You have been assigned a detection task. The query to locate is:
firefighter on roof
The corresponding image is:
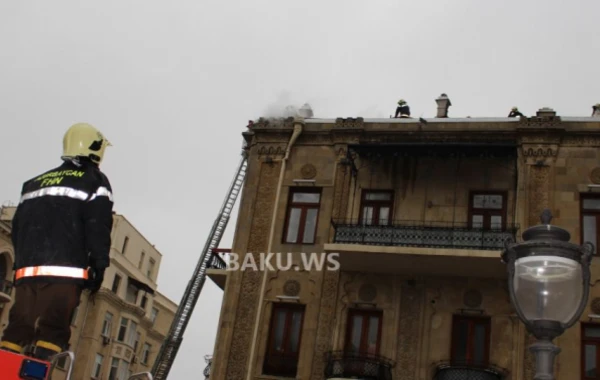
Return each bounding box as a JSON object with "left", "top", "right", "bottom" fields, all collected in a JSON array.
[
  {"left": 0, "top": 123, "right": 114, "bottom": 361},
  {"left": 508, "top": 107, "right": 525, "bottom": 118},
  {"left": 394, "top": 99, "right": 411, "bottom": 118}
]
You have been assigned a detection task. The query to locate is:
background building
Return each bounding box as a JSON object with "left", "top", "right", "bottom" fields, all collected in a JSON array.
[
  {"left": 0, "top": 206, "right": 177, "bottom": 380},
  {"left": 206, "top": 99, "right": 600, "bottom": 379}
]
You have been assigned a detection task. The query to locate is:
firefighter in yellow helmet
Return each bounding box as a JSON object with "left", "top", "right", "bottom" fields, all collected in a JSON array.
[
  {"left": 394, "top": 99, "right": 411, "bottom": 118},
  {"left": 508, "top": 107, "right": 524, "bottom": 118},
  {"left": 0, "top": 123, "right": 114, "bottom": 360}
]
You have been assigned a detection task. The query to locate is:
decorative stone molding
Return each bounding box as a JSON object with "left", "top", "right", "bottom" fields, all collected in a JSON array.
[
  {"left": 252, "top": 117, "right": 294, "bottom": 129},
  {"left": 463, "top": 289, "right": 483, "bottom": 308},
  {"left": 310, "top": 270, "right": 340, "bottom": 379},
  {"left": 334, "top": 117, "right": 364, "bottom": 129},
  {"left": 520, "top": 143, "right": 560, "bottom": 165},
  {"left": 283, "top": 280, "right": 301, "bottom": 297},
  {"left": 300, "top": 164, "right": 317, "bottom": 179},
  {"left": 591, "top": 297, "right": 600, "bottom": 314},
  {"left": 562, "top": 136, "right": 600, "bottom": 147},
  {"left": 225, "top": 161, "right": 281, "bottom": 379},
  {"left": 256, "top": 145, "right": 286, "bottom": 157},
  {"left": 92, "top": 290, "right": 147, "bottom": 319},
  {"left": 590, "top": 168, "right": 600, "bottom": 184},
  {"left": 359, "top": 283, "right": 378, "bottom": 302},
  {"left": 395, "top": 282, "right": 423, "bottom": 380}
]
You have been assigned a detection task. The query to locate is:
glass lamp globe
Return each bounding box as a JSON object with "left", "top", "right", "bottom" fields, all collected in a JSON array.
[{"left": 513, "top": 255, "right": 582, "bottom": 324}]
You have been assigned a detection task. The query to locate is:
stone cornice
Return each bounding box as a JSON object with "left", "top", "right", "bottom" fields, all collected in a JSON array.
[{"left": 95, "top": 289, "right": 146, "bottom": 318}]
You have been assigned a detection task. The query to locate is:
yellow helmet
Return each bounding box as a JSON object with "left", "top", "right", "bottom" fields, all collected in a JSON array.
[{"left": 62, "top": 123, "right": 111, "bottom": 165}]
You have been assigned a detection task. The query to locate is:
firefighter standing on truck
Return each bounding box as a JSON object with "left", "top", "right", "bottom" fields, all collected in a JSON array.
[{"left": 0, "top": 122, "right": 114, "bottom": 361}]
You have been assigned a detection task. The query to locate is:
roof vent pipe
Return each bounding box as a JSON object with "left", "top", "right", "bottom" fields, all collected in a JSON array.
[{"left": 435, "top": 93, "right": 451, "bottom": 118}]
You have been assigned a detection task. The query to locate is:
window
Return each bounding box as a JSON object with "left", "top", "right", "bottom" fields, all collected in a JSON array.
[
  {"left": 102, "top": 312, "right": 113, "bottom": 337},
  {"left": 263, "top": 303, "right": 305, "bottom": 377},
  {"left": 141, "top": 343, "right": 151, "bottom": 364},
  {"left": 359, "top": 190, "right": 394, "bottom": 226},
  {"left": 112, "top": 274, "right": 121, "bottom": 293},
  {"left": 109, "top": 357, "right": 119, "bottom": 380},
  {"left": 344, "top": 308, "right": 383, "bottom": 355},
  {"left": 140, "top": 294, "right": 148, "bottom": 309},
  {"left": 582, "top": 323, "right": 600, "bottom": 379},
  {"left": 91, "top": 354, "right": 103, "bottom": 378},
  {"left": 283, "top": 188, "right": 321, "bottom": 244},
  {"left": 468, "top": 191, "right": 507, "bottom": 230},
  {"left": 126, "top": 281, "right": 139, "bottom": 304},
  {"left": 133, "top": 331, "right": 141, "bottom": 352},
  {"left": 150, "top": 307, "right": 159, "bottom": 324},
  {"left": 127, "top": 321, "right": 138, "bottom": 347},
  {"left": 118, "top": 317, "right": 128, "bottom": 341},
  {"left": 451, "top": 315, "right": 491, "bottom": 367},
  {"left": 581, "top": 194, "right": 600, "bottom": 254},
  {"left": 122, "top": 236, "right": 129, "bottom": 254},
  {"left": 147, "top": 258, "right": 155, "bottom": 279},
  {"left": 139, "top": 251, "right": 145, "bottom": 269},
  {"left": 117, "top": 317, "right": 138, "bottom": 348}
]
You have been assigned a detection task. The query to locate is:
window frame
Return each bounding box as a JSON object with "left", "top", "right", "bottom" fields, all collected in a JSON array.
[
  {"left": 581, "top": 322, "right": 600, "bottom": 379},
  {"left": 467, "top": 190, "right": 508, "bottom": 230},
  {"left": 344, "top": 308, "right": 383, "bottom": 355},
  {"left": 450, "top": 314, "right": 491, "bottom": 367},
  {"left": 262, "top": 302, "right": 306, "bottom": 377},
  {"left": 358, "top": 190, "right": 394, "bottom": 226},
  {"left": 282, "top": 187, "right": 322, "bottom": 245},
  {"left": 580, "top": 193, "right": 600, "bottom": 255},
  {"left": 112, "top": 274, "right": 121, "bottom": 293}
]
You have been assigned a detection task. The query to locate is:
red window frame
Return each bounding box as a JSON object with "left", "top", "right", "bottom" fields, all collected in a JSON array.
[
  {"left": 450, "top": 315, "right": 491, "bottom": 367},
  {"left": 282, "top": 187, "right": 322, "bottom": 244},
  {"left": 359, "top": 190, "right": 394, "bottom": 226},
  {"left": 467, "top": 191, "right": 507, "bottom": 230},
  {"left": 263, "top": 303, "right": 306, "bottom": 377}
]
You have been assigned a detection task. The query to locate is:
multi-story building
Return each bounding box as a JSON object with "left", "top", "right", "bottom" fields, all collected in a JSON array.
[
  {"left": 0, "top": 206, "right": 177, "bottom": 380},
  {"left": 206, "top": 97, "right": 600, "bottom": 380}
]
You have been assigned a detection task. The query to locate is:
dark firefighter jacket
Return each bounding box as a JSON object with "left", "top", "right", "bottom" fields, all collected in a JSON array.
[{"left": 11, "top": 158, "right": 114, "bottom": 285}]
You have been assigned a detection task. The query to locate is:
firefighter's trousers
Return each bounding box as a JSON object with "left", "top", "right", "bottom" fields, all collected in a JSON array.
[{"left": 0, "top": 282, "right": 82, "bottom": 354}]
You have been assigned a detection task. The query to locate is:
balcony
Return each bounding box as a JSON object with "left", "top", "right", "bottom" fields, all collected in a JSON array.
[
  {"left": 207, "top": 249, "right": 230, "bottom": 291},
  {"left": 433, "top": 360, "right": 508, "bottom": 380},
  {"left": 0, "top": 279, "right": 13, "bottom": 303},
  {"left": 332, "top": 219, "right": 517, "bottom": 250},
  {"left": 325, "top": 220, "right": 518, "bottom": 278},
  {"left": 324, "top": 351, "right": 395, "bottom": 380}
]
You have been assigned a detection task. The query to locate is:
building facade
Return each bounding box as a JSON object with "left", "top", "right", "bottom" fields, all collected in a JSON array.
[
  {"left": 206, "top": 101, "right": 600, "bottom": 380},
  {"left": 0, "top": 207, "right": 177, "bottom": 380}
]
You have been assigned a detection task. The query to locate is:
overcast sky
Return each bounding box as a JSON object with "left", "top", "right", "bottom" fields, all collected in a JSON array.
[{"left": 1, "top": 0, "right": 599, "bottom": 377}]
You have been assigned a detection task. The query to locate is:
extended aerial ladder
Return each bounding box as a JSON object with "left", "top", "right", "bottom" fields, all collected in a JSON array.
[{"left": 151, "top": 147, "right": 248, "bottom": 379}]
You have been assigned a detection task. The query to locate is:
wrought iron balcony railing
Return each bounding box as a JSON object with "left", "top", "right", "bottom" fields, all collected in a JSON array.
[
  {"left": 433, "top": 360, "right": 508, "bottom": 380},
  {"left": 331, "top": 219, "right": 519, "bottom": 251},
  {"left": 324, "top": 350, "right": 395, "bottom": 380},
  {"left": 1, "top": 279, "right": 13, "bottom": 295}
]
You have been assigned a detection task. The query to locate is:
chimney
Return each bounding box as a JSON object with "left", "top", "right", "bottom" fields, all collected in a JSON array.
[
  {"left": 435, "top": 93, "right": 451, "bottom": 118},
  {"left": 593, "top": 103, "right": 600, "bottom": 117},
  {"left": 536, "top": 107, "right": 556, "bottom": 118}
]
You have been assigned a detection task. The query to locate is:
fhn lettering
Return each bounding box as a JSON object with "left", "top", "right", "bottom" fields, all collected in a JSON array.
[{"left": 35, "top": 170, "right": 85, "bottom": 187}]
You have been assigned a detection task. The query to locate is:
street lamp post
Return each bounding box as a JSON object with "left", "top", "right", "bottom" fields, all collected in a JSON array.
[{"left": 502, "top": 209, "right": 594, "bottom": 380}]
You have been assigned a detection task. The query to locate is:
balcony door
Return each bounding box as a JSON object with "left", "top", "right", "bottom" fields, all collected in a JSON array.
[
  {"left": 451, "top": 315, "right": 491, "bottom": 367},
  {"left": 360, "top": 190, "right": 394, "bottom": 226},
  {"left": 468, "top": 191, "right": 507, "bottom": 230},
  {"left": 345, "top": 309, "right": 382, "bottom": 355},
  {"left": 582, "top": 323, "right": 600, "bottom": 379}
]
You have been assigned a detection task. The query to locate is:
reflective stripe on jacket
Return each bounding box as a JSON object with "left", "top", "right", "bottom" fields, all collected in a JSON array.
[{"left": 11, "top": 159, "right": 114, "bottom": 285}]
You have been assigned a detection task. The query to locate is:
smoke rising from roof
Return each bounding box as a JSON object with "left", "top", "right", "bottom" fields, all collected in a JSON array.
[{"left": 261, "top": 91, "right": 313, "bottom": 119}]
